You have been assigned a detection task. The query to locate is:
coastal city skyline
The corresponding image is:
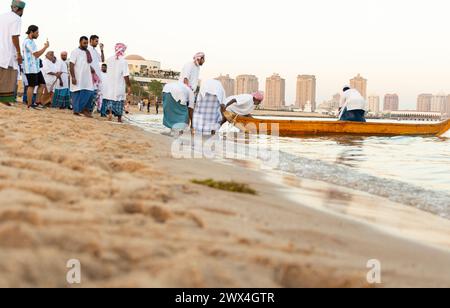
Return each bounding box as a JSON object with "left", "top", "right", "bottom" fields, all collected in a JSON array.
[
  {"left": 19, "top": 0, "right": 450, "bottom": 111},
  {"left": 213, "top": 72, "right": 450, "bottom": 114},
  {"left": 127, "top": 52, "right": 450, "bottom": 115},
  {"left": 123, "top": 52, "right": 450, "bottom": 115}
]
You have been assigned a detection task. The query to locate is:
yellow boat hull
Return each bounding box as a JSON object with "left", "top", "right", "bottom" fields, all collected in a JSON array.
[{"left": 224, "top": 112, "right": 450, "bottom": 137}]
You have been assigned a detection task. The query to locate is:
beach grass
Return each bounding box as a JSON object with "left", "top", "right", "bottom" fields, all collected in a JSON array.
[{"left": 191, "top": 179, "right": 257, "bottom": 195}]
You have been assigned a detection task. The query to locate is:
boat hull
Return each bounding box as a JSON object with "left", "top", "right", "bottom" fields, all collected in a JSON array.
[{"left": 223, "top": 112, "right": 450, "bottom": 137}]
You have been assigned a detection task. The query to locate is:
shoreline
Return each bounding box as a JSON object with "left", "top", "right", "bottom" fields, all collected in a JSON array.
[
  {"left": 0, "top": 104, "right": 450, "bottom": 287},
  {"left": 129, "top": 112, "right": 450, "bottom": 219}
]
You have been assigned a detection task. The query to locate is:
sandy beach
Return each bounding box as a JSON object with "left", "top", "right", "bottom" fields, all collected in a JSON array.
[{"left": 0, "top": 104, "right": 450, "bottom": 288}]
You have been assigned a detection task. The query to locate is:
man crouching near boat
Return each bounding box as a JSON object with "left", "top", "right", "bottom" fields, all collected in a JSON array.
[
  {"left": 224, "top": 91, "right": 264, "bottom": 117},
  {"left": 221, "top": 91, "right": 264, "bottom": 126},
  {"left": 339, "top": 86, "right": 368, "bottom": 122}
]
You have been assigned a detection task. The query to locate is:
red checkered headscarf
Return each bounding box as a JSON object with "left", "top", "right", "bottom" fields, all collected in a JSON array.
[{"left": 115, "top": 43, "right": 127, "bottom": 59}]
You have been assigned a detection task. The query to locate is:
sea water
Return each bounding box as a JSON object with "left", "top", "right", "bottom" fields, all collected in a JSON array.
[{"left": 127, "top": 114, "right": 450, "bottom": 218}]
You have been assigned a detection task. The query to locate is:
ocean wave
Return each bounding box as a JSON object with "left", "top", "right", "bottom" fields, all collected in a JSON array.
[{"left": 277, "top": 151, "right": 450, "bottom": 219}]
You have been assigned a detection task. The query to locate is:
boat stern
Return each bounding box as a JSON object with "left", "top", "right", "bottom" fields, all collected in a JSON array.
[{"left": 437, "top": 119, "right": 450, "bottom": 136}]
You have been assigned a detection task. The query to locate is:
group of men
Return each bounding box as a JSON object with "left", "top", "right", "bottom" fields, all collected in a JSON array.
[
  {"left": 0, "top": 1, "right": 131, "bottom": 122},
  {"left": 161, "top": 55, "right": 368, "bottom": 136},
  {"left": 162, "top": 53, "right": 265, "bottom": 135},
  {"left": 1, "top": 0, "right": 368, "bottom": 133}
]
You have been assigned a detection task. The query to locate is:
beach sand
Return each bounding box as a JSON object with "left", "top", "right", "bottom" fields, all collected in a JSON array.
[{"left": 0, "top": 104, "right": 450, "bottom": 288}]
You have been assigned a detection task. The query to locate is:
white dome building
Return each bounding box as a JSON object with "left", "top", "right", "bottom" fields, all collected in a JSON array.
[
  {"left": 123, "top": 54, "right": 180, "bottom": 88},
  {"left": 125, "top": 55, "right": 161, "bottom": 76}
]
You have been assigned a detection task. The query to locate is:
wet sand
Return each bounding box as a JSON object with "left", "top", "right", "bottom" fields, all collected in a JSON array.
[{"left": 0, "top": 104, "right": 450, "bottom": 288}]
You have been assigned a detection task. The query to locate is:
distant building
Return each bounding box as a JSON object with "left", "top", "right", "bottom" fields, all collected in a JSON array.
[
  {"left": 350, "top": 74, "right": 367, "bottom": 99},
  {"left": 332, "top": 93, "right": 341, "bottom": 107},
  {"left": 303, "top": 101, "right": 313, "bottom": 113},
  {"left": 295, "top": 75, "right": 316, "bottom": 112},
  {"left": 264, "top": 73, "right": 286, "bottom": 109},
  {"left": 126, "top": 55, "right": 161, "bottom": 75},
  {"left": 125, "top": 54, "right": 180, "bottom": 85},
  {"left": 318, "top": 93, "right": 340, "bottom": 114},
  {"left": 431, "top": 94, "right": 447, "bottom": 113},
  {"left": 368, "top": 95, "right": 380, "bottom": 113},
  {"left": 445, "top": 95, "right": 450, "bottom": 116},
  {"left": 215, "top": 74, "right": 235, "bottom": 97},
  {"left": 384, "top": 94, "right": 399, "bottom": 111},
  {"left": 417, "top": 94, "right": 433, "bottom": 112},
  {"left": 317, "top": 101, "right": 331, "bottom": 110},
  {"left": 235, "top": 75, "right": 259, "bottom": 95}
]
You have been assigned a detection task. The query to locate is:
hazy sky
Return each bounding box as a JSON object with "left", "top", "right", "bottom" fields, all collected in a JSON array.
[{"left": 12, "top": 0, "right": 450, "bottom": 109}]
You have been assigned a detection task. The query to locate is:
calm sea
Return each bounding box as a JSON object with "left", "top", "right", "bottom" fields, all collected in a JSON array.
[{"left": 127, "top": 114, "right": 450, "bottom": 218}]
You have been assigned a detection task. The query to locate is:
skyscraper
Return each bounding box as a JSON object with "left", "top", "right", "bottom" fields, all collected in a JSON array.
[
  {"left": 445, "top": 96, "right": 450, "bottom": 116},
  {"left": 417, "top": 94, "right": 433, "bottom": 112},
  {"left": 384, "top": 94, "right": 399, "bottom": 111},
  {"left": 264, "top": 73, "right": 285, "bottom": 109},
  {"left": 332, "top": 93, "right": 341, "bottom": 110},
  {"left": 431, "top": 94, "right": 447, "bottom": 113},
  {"left": 235, "top": 75, "right": 259, "bottom": 95},
  {"left": 295, "top": 75, "right": 316, "bottom": 112},
  {"left": 368, "top": 95, "right": 380, "bottom": 113},
  {"left": 350, "top": 74, "right": 367, "bottom": 99},
  {"left": 215, "top": 74, "right": 235, "bottom": 97}
]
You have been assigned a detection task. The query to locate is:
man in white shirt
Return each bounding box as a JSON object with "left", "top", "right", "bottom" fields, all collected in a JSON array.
[
  {"left": 99, "top": 63, "right": 108, "bottom": 116},
  {"left": 225, "top": 92, "right": 264, "bottom": 117},
  {"left": 162, "top": 82, "right": 195, "bottom": 130},
  {"left": 103, "top": 43, "right": 131, "bottom": 123},
  {"left": 70, "top": 36, "right": 95, "bottom": 117},
  {"left": 52, "top": 54, "right": 71, "bottom": 109},
  {"left": 339, "top": 86, "right": 368, "bottom": 122},
  {"left": 193, "top": 79, "right": 226, "bottom": 135},
  {"left": 60, "top": 51, "right": 70, "bottom": 79},
  {"left": 41, "top": 51, "right": 60, "bottom": 104},
  {"left": 0, "top": 0, "right": 25, "bottom": 105},
  {"left": 100, "top": 63, "right": 107, "bottom": 81},
  {"left": 88, "top": 35, "right": 105, "bottom": 112},
  {"left": 88, "top": 35, "right": 105, "bottom": 73},
  {"left": 179, "top": 52, "right": 205, "bottom": 92}
]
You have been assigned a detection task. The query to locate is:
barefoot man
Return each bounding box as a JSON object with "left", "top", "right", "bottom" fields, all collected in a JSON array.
[
  {"left": 0, "top": 0, "right": 25, "bottom": 106},
  {"left": 103, "top": 43, "right": 131, "bottom": 123},
  {"left": 70, "top": 36, "right": 95, "bottom": 117},
  {"left": 180, "top": 52, "right": 205, "bottom": 92},
  {"left": 52, "top": 52, "right": 71, "bottom": 109},
  {"left": 88, "top": 35, "right": 105, "bottom": 112}
]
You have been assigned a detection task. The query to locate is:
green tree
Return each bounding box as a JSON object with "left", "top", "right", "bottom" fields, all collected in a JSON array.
[
  {"left": 130, "top": 78, "right": 148, "bottom": 98},
  {"left": 148, "top": 80, "right": 164, "bottom": 100}
]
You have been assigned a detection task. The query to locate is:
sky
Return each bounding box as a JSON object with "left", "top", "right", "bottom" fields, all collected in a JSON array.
[{"left": 11, "top": 0, "right": 450, "bottom": 109}]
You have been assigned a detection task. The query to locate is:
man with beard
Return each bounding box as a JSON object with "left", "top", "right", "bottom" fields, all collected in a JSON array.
[
  {"left": 42, "top": 51, "right": 60, "bottom": 105},
  {"left": 51, "top": 52, "right": 71, "bottom": 109},
  {"left": 70, "top": 36, "right": 95, "bottom": 117},
  {"left": 22, "top": 25, "right": 50, "bottom": 108},
  {"left": 180, "top": 52, "right": 205, "bottom": 92},
  {"left": 87, "top": 35, "right": 105, "bottom": 112}
]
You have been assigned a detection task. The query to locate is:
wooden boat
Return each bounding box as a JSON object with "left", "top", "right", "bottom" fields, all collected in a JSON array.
[{"left": 223, "top": 111, "right": 450, "bottom": 137}]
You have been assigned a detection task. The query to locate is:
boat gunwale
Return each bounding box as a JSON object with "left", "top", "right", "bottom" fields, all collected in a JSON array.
[
  {"left": 243, "top": 117, "right": 449, "bottom": 128},
  {"left": 224, "top": 111, "right": 450, "bottom": 136}
]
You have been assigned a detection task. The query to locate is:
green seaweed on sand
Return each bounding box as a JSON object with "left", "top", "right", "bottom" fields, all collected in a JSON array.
[{"left": 191, "top": 179, "right": 257, "bottom": 195}]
